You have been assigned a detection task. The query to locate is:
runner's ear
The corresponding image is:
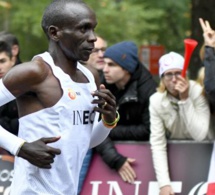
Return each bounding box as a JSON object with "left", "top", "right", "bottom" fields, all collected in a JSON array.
[{"left": 48, "top": 25, "right": 61, "bottom": 41}]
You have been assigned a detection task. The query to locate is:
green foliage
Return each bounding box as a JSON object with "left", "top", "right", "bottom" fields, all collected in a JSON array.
[
  {"left": 88, "top": 0, "right": 191, "bottom": 53},
  {"left": 1, "top": 0, "right": 51, "bottom": 61},
  {"left": 146, "top": 0, "right": 191, "bottom": 52},
  {"left": 88, "top": 0, "right": 165, "bottom": 46},
  {"left": 0, "top": 0, "right": 190, "bottom": 60}
]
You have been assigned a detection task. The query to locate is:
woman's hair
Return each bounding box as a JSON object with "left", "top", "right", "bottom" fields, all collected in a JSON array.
[
  {"left": 199, "top": 44, "right": 205, "bottom": 61},
  {"left": 196, "top": 66, "right": 206, "bottom": 96},
  {"left": 156, "top": 78, "right": 166, "bottom": 93},
  {"left": 196, "top": 66, "right": 205, "bottom": 87}
]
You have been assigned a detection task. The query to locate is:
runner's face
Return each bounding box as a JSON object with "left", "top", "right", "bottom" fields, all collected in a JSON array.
[{"left": 58, "top": 3, "right": 97, "bottom": 61}]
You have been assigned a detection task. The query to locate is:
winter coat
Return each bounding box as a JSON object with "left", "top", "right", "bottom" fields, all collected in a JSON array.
[
  {"left": 95, "top": 62, "right": 157, "bottom": 170},
  {"left": 204, "top": 46, "right": 215, "bottom": 113}
]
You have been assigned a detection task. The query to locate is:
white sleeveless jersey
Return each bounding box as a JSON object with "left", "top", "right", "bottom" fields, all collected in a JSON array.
[{"left": 10, "top": 52, "right": 98, "bottom": 195}]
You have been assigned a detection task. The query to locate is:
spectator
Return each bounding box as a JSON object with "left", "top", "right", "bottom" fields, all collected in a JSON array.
[
  {"left": 150, "top": 51, "right": 211, "bottom": 195},
  {"left": 196, "top": 66, "right": 215, "bottom": 138},
  {"left": 0, "top": 31, "right": 21, "bottom": 65},
  {"left": 199, "top": 18, "right": 215, "bottom": 183},
  {"left": 0, "top": 41, "right": 14, "bottom": 79},
  {"left": 0, "top": 0, "right": 117, "bottom": 194},
  {"left": 83, "top": 35, "right": 107, "bottom": 80},
  {"left": 0, "top": 33, "right": 21, "bottom": 137},
  {"left": 85, "top": 35, "right": 107, "bottom": 70},
  {"left": 199, "top": 18, "right": 215, "bottom": 113},
  {"left": 0, "top": 40, "right": 16, "bottom": 154},
  {"left": 95, "top": 41, "right": 157, "bottom": 183}
]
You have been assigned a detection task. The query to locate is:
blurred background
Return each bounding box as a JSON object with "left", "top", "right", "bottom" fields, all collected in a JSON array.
[{"left": 0, "top": 0, "right": 215, "bottom": 79}]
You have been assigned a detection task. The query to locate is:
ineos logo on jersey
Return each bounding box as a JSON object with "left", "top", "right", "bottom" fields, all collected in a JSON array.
[{"left": 72, "top": 110, "right": 95, "bottom": 125}]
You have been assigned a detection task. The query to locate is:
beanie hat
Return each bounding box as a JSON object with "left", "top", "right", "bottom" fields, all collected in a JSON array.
[
  {"left": 159, "top": 51, "right": 184, "bottom": 77},
  {"left": 104, "top": 41, "right": 138, "bottom": 74}
]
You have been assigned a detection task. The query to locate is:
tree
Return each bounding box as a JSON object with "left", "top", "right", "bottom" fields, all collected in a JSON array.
[
  {"left": 4, "top": 0, "right": 51, "bottom": 61},
  {"left": 1, "top": 0, "right": 190, "bottom": 66},
  {"left": 88, "top": 0, "right": 190, "bottom": 53},
  {"left": 0, "top": 1, "right": 11, "bottom": 31}
]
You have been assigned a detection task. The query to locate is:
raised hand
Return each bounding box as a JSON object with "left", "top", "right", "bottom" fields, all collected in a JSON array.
[
  {"left": 18, "top": 136, "right": 61, "bottom": 168},
  {"left": 91, "top": 84, "right": 117, "bottom": 123},
  {"left": 175, "top": 75, "right": 189, "bottom": 101},
  {"left": 199, "top": 18, "right": 215, "bottom": 47}
]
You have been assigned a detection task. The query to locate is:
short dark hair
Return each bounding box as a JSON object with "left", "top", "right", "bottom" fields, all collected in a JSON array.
[
  {"left": 41, "top": 0, "right": 85, "bottom": 37},
  {"left": 0, "top": 31, "right": 19, "bottom": 47},
  {"left": 0, "top": 32, "right": 21, "bottom": 64},
  {"left": 0, "top": 41, "right": 12, "bottom": 59}
]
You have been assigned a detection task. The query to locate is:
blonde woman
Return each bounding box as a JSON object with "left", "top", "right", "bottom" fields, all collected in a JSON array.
[
  {"left": 150, "top": 51, "right": 211, "bottom": 195},
  {"left": 196, "top": 66, "right": 205, "bottom": 87}
]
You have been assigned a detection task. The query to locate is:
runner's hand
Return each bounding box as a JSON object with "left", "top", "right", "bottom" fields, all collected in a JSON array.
[{"left": 18, "top": 136, "right": 61, "bottom": 168}]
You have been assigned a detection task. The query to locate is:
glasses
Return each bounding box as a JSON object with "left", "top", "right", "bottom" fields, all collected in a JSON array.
[
  {"left": 92, "top": 47, "right": 106, "bottom": 53},
  {"left": 162, "top": 71, "right": 182, "bottom": 80}
]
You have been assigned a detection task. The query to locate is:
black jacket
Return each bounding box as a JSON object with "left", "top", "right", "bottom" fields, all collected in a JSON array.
[
  {"left": 0, "top": 62, "right": 21, "bottom": 136},
  {"left": 95, "top": 62, "right": 157, "bottom": 170},
  {"left": 0, "top": 100, "right": 19, "bottom": 135},
  {"left": 203, "top": 46, "right": 215, "bottom": 114}
]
